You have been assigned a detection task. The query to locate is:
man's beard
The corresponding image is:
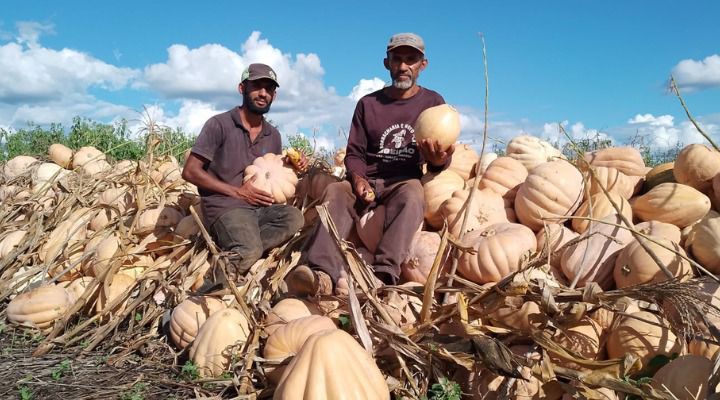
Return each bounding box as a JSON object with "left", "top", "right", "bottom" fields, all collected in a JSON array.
[
  {"left": 243, "top": 91, "right": 272, "bottom": 115},
  {"left": 392, "top": 73, "right": 415, "bottom": 90}
]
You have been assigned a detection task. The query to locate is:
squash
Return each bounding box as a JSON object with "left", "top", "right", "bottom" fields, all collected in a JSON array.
[
  {"left": 606, "top": 311, "right": 683, "bottom": 369},
  {"left": 561, "top": 214, "right": 633, "bottom": 289},
  {"left": 673, "top": 144, "right": 720, "bottom": 192},
  {"left": 583, "top": 147, "right": 646, "bottom": 176},
  {"left": 614, "top": 237, "right": 693, "bottom": 288},
  {"left": 685, "top": 210, "right": 720, "bottom": 273},
  {"left": 244, "top": 153, "right": 298, "bottom": 204},
  {"left": 631, "top": 183, "right": 711, "bottom": 228},
  {"left": 571, "top": 191, "right": 633, "bottom": 234},
  {"left": 439, "top": 188, "right": 508, "bottom": 238},
  {"left": 421, "top": 169, "right": 465, "bottom": 229},
  {"left": 3, "top": 155, "right": 39, "bottom": 179},
  {"left": 39, "top": 207, "right": 94, "bottom": 263},
  {"left": 264, "top": 298, "right": 323, "bottom": 335},
  {"left": 550, "top": 317, "right": 603, "bottom": 370},
  {"left": 190, "top": 308, "right": 251, "bottom": 378},
  {"left": 333, "top": 147, "right": 346, "bottom": 167},
  {"left": 82, "top": 233, "right": 119, "bottom": 277},
  {"left": 95, "top": 273, "right": 136, "bottom": 317},
  {"left": 486, "top": 301, "right": 543, "bottom": 334},
  {"left": 458, "top": 223, "right": 536, "bottom": 284},
  {"left": 73, "top": 146, "right": 111, "bottom": 176},
  {"left": 643, "top": 162, "right": 675, "bottom": 192},
  {"left": 356, "top": 206, "right": 385, "bottom": 253},
  {"left": 134, "top": 206, "right": 183, "bottom": 235},
  {"left": 401, "top": 231, "right": 448, "bottom": 284},
  {"left": 174, "top": 215, "right": 200, "bottom": 239},
  {"left": 585, "top": 166, "right": 635, "bottom": 199},
  {"left": 447, "top": 144, "right": 480, "bottom": 180},
  {"left": 98, "top": 186, "right": 136, "bottom": 213},
  {"left": 273, "top": 329, "right": 390, "bottom": 400},
  {"left": 688, "top": 338, "right": 720, "bottom": 361},
  {"left": 651, "top": 355, "right": 712, "bottom": 400},
  {"left": 634, "top": 221, "right": 681, "bottom": 243},
  {"left": 514, "top": 159, "right": 585, "bottom": 231},
  {"left": 48, "top": 143, "right": 73, "bottom": 168},
  {"left": 478, "top": 156, "right": 528, "bottom": 202},
  {"left": 505, "top": 135, "right": 564, "bottom": 171},
  {"left": 6, "top": 285, "right": 73, "bottom": 332},
  {"left": 169, "top": 296, "right": 226, "bottom": 350},
  {"left": 414, "top": 104, "right": 461, "bottom": 151},
  {"left": 473, "top": 345, "right": 543, "bottom": 399},
  {"left": 0, "top": 230, "right": 27, "bottom": 259},
  {"left": 536, "top": 224, "right": 578, "bottom": 268},
  {"left": 32, "top": 162, "right": 70, "bottom": 193}
]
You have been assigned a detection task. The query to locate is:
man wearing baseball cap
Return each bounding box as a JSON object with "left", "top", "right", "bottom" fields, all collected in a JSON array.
[
  {"left": 288, "top": 33, "right": 454, "bottom": 296},
  {"left": 183, "top": 63, "right": 305, "bottom": 291}
]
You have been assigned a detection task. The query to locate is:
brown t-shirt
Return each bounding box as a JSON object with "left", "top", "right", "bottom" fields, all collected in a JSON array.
[
  {"left": 191, "top": 107, "right": 282, "bottom": 226},
  {"left": 344, "top": 87, "right": 446, "bottom": 182}
]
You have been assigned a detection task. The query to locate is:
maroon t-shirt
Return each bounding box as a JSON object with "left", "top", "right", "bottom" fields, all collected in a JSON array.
[
  {"left": 191, "top": 107, "right": 282, "bottom": 226},
  {"left": 344, "top": 87, "right": 446, "bottom": 182}
]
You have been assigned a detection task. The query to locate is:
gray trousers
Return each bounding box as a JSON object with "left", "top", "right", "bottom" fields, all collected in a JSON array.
[
  {"left": 305, "top": 178, "right": 424, "bottom": 285},
  {"left": 210, "top": 204, "right": 303, "bottom": 281}
]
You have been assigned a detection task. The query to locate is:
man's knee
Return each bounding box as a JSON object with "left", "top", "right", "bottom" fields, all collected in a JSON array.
[
  {"left": 395, "top": 180, "right": 425, "bottom": 208},
  {"left": 323, "top": 181, "right": 354, "bottom": 203}
]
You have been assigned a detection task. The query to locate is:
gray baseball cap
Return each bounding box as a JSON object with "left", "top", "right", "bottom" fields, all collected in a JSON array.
[
  {"left": 241, "top": 63, "right": 279, "bottom": 87},
  {"left": 386, "top": 32, "right": 425, "bottom": 54}
]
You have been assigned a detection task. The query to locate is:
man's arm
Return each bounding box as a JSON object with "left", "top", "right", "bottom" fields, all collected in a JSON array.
[{"left": 344, "top": 101, "right": 375, "bottom": 203}]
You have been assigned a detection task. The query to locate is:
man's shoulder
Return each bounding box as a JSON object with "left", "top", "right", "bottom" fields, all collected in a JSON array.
[{"left": 418, "top": 87, "right": 445, "bottom": 103}]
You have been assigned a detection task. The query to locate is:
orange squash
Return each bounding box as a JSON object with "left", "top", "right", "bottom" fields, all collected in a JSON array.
[
  {"left": 169, "top": 296, "right": 226, "bottom": 350},
  {"left": 458, "top": 223, "right": 536, "bottom": 283},
  {"left": 673, "top": 144, "right": 720, "bottom": 192},
  {"left": 439, "top": 188, "right": 508, "bottom": 238},
  {"left": 190, "top": 308, "right": 251, "bottom": 377},
  {"left": 583, "top": 147, "right": 646, "bottom": 176},
  {"left": 400, "top": 231, "right": 448, "bottom": 284},
  {"left": 634, "top": 220, "right": 681, "bottom": 243},
  {"left": 6, "top": 285, "right": 73, "bottom": 332},
  {"left": 613, "top": 237, "right": 693, "bottom": 288},
  {"left": 630, "top": 183, "right": 710, "bottom": 228},
  {"left": 244, "top": 153, "right": 299, "bottom": 204},
  {"left": 685, "top": 210, "right": 720, "bottom": 273},
  {"left": 505, "top": 135, "right": 564, "bottom": 171},
  {"left": 571, "top": 191, "right": 633, "bottom": 234},
  {"left": 414, "top": 104, "right": 461, "bottom": 151},
  {"left": 585, "top": 166, "right": 635, "bottom": 199},
  {"left": 264, "top": 298, "right": 323, "bottom": 335}
]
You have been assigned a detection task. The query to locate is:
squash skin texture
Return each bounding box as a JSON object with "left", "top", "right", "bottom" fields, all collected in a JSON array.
[
  {"left": 169, "top": 296, "right": 226, "bottom": 350},
  {"left": 414, "top": 104, "right": 461, "bottom": 152},
  {"left": 244, "top": 153, "right": 298, "bottom": 204},
  {"left": 189, "top": 308, "right": 251, "bottom": 378},
  {"left": 458, "top": 223, "right": 536, "bottom": 284},
  {"left": 631, "top": 183, "right": 710, "bottom": 228},
  {"left": 7, "top": 285, "right": 73, "bottom": 332},
  {"left": 606, "top": 311, "right": 683, "bottom": 369},
  {"left": 273, "top": 329, "right": 390, "bottom": 400}
]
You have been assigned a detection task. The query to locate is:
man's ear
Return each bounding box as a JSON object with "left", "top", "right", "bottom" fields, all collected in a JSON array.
[
  {"left": 383, "top": 57, "right": 390, "bottom": 70},
  {"left": 238, "top": 82, "right": 245, "bottom": 95},
  {"left": 418, "top": 58, "right": 428, "bottom": 72}
]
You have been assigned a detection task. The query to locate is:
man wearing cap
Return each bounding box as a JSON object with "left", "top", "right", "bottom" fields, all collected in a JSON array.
[
  {"left": 287, "top": 33, "right": 453, "bottom": 296},
  {"left": 182, "top": 63, "right": 305, "bottom": 288}
]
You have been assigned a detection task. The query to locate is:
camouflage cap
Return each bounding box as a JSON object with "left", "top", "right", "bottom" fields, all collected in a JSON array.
[{"left": 241, "top": 63, "right": 279, "bottom": 87}]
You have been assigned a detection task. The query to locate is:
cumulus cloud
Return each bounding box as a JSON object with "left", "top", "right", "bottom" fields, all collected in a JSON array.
[
  {"left": 620, "top": 112, "right": 717, "bottom": 149},
  {"left": 128, "top": 100, "right": 224, "bottom": 138},
  {"left": 348, "top": 78, "right": 385, "bottom": 101},
  {"left": 628, "top": 113, "right": 675, "bottom": 127},
  {"left": 672, "top": 54, "right": 720, "bottom": 92},
  {"left": 0, "top": 22, "right": 138, "bottom": 104}
]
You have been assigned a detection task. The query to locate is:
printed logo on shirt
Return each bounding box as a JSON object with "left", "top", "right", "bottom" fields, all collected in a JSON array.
[{"left": 378, "top": 123, "right": 417, "bottom": 162}]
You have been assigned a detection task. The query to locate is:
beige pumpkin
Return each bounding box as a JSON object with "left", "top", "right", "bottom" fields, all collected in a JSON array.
[
  {"left": 651, "top": 355, "right": 712, "bottom": 400},
  {"left": 536, "top": 224, "right": 578, "bottom": 268},
  {"left": 98, "top": 186, "right": 136, "bottom": 213},
  {"left": 643, "top": 162, "right": 676, "bottom": 193},
  {"left": 169, "top": 296, "right": 226, "bottom": 350},
  {"left": 244, "top": 153, "right": 298, "bottom": 204},
  {"left": 606, "top": 311, "right": 683, "bottom": 369},
  {"left": 82, "top": 234, "right": 120, "bottom": 277},
  {"left": 583, "top": 147, "right": 646, "bottom": 176},
  {"left": 95, "top": 273, "right": 136, "bottom": 317},
  {"left": 421, "top": 169, "right": 465, "bottom": 229},
  {"left": 478, "top": 156, "right": 528, "bottom": 202},
  {"left": 174, "top": 215, "right": 200, "bottom": 239},
  {"left": 473, "top": 345, "right": 543, "bottom": 400},
  {"left": 614, "top": 237, "right": 693, "bottom": 288},
  {"left": 264, "top": 298, "right": 323, "bottom": 335},
  {"left": 39, "top": 207, "right": 95, "bottom": 263},
  {"left": 273, "top": 329, "right": 390, "bottom": 400},
  {"left": 134, "top": 206, "right": 183, "bottom": 235},
  {"left": 0, "top": 230, "right": 28, "bottom": 259},
  {"left": 447, "top": 144, "right": 480, "bottom": 180},
  {"left": 458, "top": 223, "right": 536, "bottom": 284},
  {"left": 688, "top": 338, "right": 720, "bottom": 361},
  {"left": 32, "top": 162, "right": 70, "bottom": 193},
  {"left": 486, "top": 301, "right": 543, "bottom": 334},
  {"left": 72, "top": 146, "right": 105, "bottom": 168},
  {"left": 561, "top": 213, "right": 634, "bottom": 289},
  {"left": 48, "top": 143, "right": 73, "bottom": 168},
  {"left": 584, "top": 166, "right": 635, "bottom": 199},
  {"left": 356, "top": 206, "right": 385, "bottom": 253},
  {"left": 514, "top": 159, "right": 585, "bottom": 231},
  {"left": 685, "top": 210, "right": 720, "bottom": 273},
  {"left": 414, "top": 104, "right": 461, "bottom": 151},
  {"left": 505, "top": 135, "right": 564, "bottom": 171},
  {"left": 439, "top": 188, "right": 508, "bottom": 238},
  {"left": 673, "top": 144, "right": 720, "bottom": 192},
  {"left": 474, "top": 152, "right": 498, "bottom": 177},
  {"left": 631, "top": 183, "right": 711, "bottom": 228},
  {"left": 3, "top": 155, "right": 39, "bottom": 179},
  {"left": 190, "top": 308, "right": 251, "bottom": 378},
  {"left": 401, "top": 231, "right": 448, "bottom": 284},
  {"left": 572, "top": 191, "right": 633, "bottom": 234},
  {"left": 551, "top": 317, "right": 603, "bottom": 370},
  {"left": 635, "top": 220, "right": 681, "bottom": 243},
  {"left": 61, "top": 276, "right": 96, "bottom": 303},
  {"left": 6, "top": 285, "right": 73, "bottom": 332}
]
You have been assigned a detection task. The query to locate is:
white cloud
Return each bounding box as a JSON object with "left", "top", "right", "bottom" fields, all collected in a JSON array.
[
  {"left": 628, "top": 113, "right": 674, "bottom": 127},
  {"left": 672, "top": 54, "right": 720, "bottom": 92},
  {"left": 348, "top": 78, "right": 385, "bottom": 101},
  {"left": 128, "top": 100, "right": 223, "bottom": 138}
]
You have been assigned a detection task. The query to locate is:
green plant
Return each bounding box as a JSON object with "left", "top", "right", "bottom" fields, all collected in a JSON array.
[
  {"left": 119, "top": 382, "right": 146, "bottom": 400},
  {"left": 424, "top": 378, "right": 462, "bottom": 400},
  {"left": 286, "top": 133, "right": 314, "bottom": 155},
  {"left": 17, "top": 385, "right": 32, "bottom": 400},
  {"left": 51, "top": 359, "right": 71, "bottom": 381},
  {"left": 180, "top": 360, "right": 199, "bottom": 380}
]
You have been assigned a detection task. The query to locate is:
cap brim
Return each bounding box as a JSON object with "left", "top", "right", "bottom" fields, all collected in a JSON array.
[
  {"left": 386, "top": 44, "right": 425, "bottom": 54},
  {"left": 244, "top": 76, "right": 280, "bottom": 87}
]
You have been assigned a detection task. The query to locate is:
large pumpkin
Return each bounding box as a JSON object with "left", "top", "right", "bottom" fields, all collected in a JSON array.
[
  {"left": 264, "top": 298, "right": 323, "bottom": 335},
  {"left": 631, "top": 183, "right": 711, "bottom": 228},
  {"left": 3, "top": 155, "right": 39, "bottom": 179},
  {"left": 413, "top": 104, "right": 461, "bottom": 151},
  {"left": 421, "top": 169, "right": 465, "bottom": 229},
  {"left": 6, "top": 285, "right": 73, "bottom": 332},
  {"left": 447, "top": 144, "right": 480, "bottom": 180},
  {"left": 514, "top": 159, "right": 585, "bottom": 231},
  {"left": 400, "top": 231, "right": 448, "bottom": 284},
  {"left": 571, "top": 191, "right": 633, "bottom": 234},
  {"left": 634, "top": 220, "right": 681, "bottom": 243},
  {"left": 536, "top": 224, "right": 578, "bottom": 268},
  {"left": 244, "top": 153, "right": 299, "bottom": 204},
  {"left": 673, "top": 144, "right": 720, "bottom": 192},
  {"left": 684, "top": 210, "right": 720, "bottom": 273},
  {"left": 478, "top": 156, "right": 528, "bottom": 202},
  {"left": 190, "top": 308, "right": 251, "bottom": 378},
  {"left": 134, "top": 206, "right": 183, "bottom": 235},
  {"left": 0, "top": 230, "right": 27, "bottom": 259},
  {"left": 584, "top": 166, "right": 635, "bottom": 199},
  {"left": 458, "top": 223, "right": 536, "bottom": 284},
  {"left": 606, "top": 311, "right": 683, "bottom": 369},
  {"left": 613, "top": 237, "right": 692, "bottom": 288},
  {"left": 169, "top": 296, "right": 226, "bottom": 350},
  {"left": 505, "top": 135, "right": 564, "bottom": 171},
  {"left": 273, "top": 329, "right": 390, "bottom": 400},
  {"left": 95, "top": 273, "right": 136, "bottom": 318},
  {"left": 48, "top": 143, "right": 73, "bottom": 168},
  {"left": 356, "top": 206, "right": 385, "bottom": 253},
  {"left": 550, "top": 317, "right": 603, "bottom": 370},
  {"left": 439, "top": 188, "right": 507, "bottom": 238},
  {"left": 583, "top": 147, "right": 646, "bottom": 176},
  {"left": 651, "top": 355, "right": 712, "bottom": 400}
]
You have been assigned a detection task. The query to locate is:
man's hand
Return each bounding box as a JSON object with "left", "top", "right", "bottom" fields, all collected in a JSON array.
[
  {"left": 353, "top": 176, "right": 375, "bottom": 204},
  {"left": 226, "top": 175, "right": 274, "bottom": 206},
  {"left": 418, "top": 139, "right": 454, "bottom": 167},
  {"left": 285, "top": 148, "right": 309, "bottom": 173}
]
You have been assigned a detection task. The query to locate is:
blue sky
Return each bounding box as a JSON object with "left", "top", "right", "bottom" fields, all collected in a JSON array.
[{"left": 2, "top": 0, "right": 719, "bottom": 152}]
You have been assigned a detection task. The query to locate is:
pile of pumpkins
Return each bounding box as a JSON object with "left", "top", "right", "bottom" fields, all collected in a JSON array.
[{"left": 2, "top": 103, "right": 720, "bottom": 399}]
